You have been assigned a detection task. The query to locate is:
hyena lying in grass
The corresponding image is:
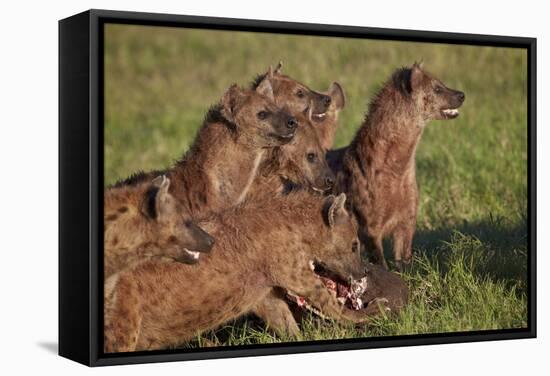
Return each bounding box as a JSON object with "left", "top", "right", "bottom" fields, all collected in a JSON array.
[
  {"left": 104, "top": 176, "right": 214, "bottom": 278},
  {"left": 330, "top": 63, "right": 465, "bottom": 269},
  {"left": 104, "top": 192, "right": 390, "bottom": 352},
  {"left": 115, "top": 77, "right": 298, "bottom": 220},
  {"left": 253, "top": 62, "right": 345, "bottom": 150}
]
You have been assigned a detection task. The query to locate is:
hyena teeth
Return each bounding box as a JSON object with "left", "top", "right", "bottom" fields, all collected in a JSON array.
[
  {"left": 443, "top": 109, "right": 459, "bottom": 116},
  {"left": 184, "top": 249, "right": 200, "bottom": 259}
]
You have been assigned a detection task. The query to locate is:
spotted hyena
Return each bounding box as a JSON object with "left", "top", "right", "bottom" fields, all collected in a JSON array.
[
  {"left": 104, "top": 175, "right": 214, "bottom": 278},
  {"left": 332, "top": 63, "right": 465, "bottom": 269},
  {"left": 113, "top": 78, "right": 298, "bottom": 220},
  {"left": 248, "top": 106, "right": 335, "bottom": 199},
  {"left": 252, "top": 62, "right": 345, "bottom": 150},
  {"left": 104, "top": 191, "right": 390, "bottom": 352}
]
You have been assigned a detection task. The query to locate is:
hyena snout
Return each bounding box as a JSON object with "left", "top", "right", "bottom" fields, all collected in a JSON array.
[
  {"left": 286, "top": 116, "right": 298, "bottom": 131},
  {"left": 268, "top": 111, "right": 298, "bottom": 144},
  {"left": 313, "top": 93, "right": 332, "bottom": 114},
  {"left": 450, "top": 90, "right": 465, "bottom": 107},
  {"left": 312, "top": 168, "right": 335, "bottom": 192},
  {"left": 187, "top": 222, "right": 215, "bottom": 253}
]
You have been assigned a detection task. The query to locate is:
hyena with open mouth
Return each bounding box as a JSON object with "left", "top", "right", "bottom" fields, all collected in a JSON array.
[
  {"left": 331, "top": 63, "right": 465, "bottom": 270},
  {"left": 104, "top": 176, "right": 215, "bottom": 278},
  {"left": 104, "top": 191, "right": 388, "bottom": 352},
  {"left": 252, "top": 62, "right": 346, "bottom": 150}
]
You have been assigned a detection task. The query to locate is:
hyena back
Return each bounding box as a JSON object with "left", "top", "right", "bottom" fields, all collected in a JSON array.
[{"left": 104, "top": 191, "right": 378, "bottom": 352}]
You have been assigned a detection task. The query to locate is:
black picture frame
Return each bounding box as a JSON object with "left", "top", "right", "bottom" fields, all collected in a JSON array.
[{"left": 59, "top": 9, "right": 537, "bottom": 367}]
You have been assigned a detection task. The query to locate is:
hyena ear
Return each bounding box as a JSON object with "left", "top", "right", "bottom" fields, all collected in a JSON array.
[
  {"left": 410, "top": 62, "right": 424, "bottom": 90},
  {"left": 142, "top": 175, "right": 174, "bottom": 221},
  {"left": 221, "top": 84, "right": 248, "bottom": 123},
  {"left": 323, "top": 193, "right": 348, "bottom": 228},
  {"left": 328, "top": 82, "right": 346, "bottom": 110},
  {"left": 274, "top": 61, "right": 283, "bottom": 74},
  {"left": 255, "top": 76, "right": 275, "bottom": 101}
]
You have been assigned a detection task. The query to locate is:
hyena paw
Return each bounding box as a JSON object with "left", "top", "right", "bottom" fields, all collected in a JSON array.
[{"left": 371, "top": 297, "right": 391, "bottom": 312}]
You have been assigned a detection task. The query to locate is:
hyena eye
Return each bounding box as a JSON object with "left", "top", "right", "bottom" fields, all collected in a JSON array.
[
  {"left": 434, "top": 86, "right": 443, "bottom": 94},
  {"left": 257, "top": 110, "right": 269, "bottom": 120},
  {"left": 307, "top": 153, "right": 316, "bottom": 162},
  {"left": 296, "top": 89, "right": 305, "bottom": 98}
]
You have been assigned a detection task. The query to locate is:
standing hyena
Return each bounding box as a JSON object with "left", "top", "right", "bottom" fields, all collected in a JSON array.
[
  {"left": 252, "top": 62, "right": 346, "bottom": 150},
  {"left": 115, "top": 77, "right": 299, "bottom": 220},
  {"left": 332, "top": 63, "right": 465, "bottom": 269},
  {"left": 104, "top": 175, "right": 215, "bottom": 278},
  {"left": 104, "top": 191, "right": 388, "bottom": 352}
]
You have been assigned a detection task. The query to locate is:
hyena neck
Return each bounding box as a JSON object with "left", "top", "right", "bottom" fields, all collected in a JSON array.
[
  {"left": 170, "top": 121, "right": 265, "bottom": 218},
  {"left": 351, "top": 86, "right": 424, "bottom": 174}
]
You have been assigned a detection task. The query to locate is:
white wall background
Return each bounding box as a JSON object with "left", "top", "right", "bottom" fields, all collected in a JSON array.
[{"left": 0, "top": 0, "right": 546, "bottom": 374}]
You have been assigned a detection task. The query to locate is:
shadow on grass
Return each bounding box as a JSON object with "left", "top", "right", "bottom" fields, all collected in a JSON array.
[
  {"left": 186, "top": 215, "right": 529, "bottom": 348},
  {"left": 409, "top": 215, "right": 528, "bottom": 289}
]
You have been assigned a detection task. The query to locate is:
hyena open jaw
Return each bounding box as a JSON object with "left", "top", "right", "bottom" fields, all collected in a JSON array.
[
  {"left": 104, "top": 191, "right": 392, "bottom": 352},
  {"left": 252, "top": 62, "right": 345, "bottom": 150},
  {"left": 331, "top": 62, "right": 465, "bottom": 270},
  {"left": 104, "top": 175, "right": 214, "bottom": 278}
]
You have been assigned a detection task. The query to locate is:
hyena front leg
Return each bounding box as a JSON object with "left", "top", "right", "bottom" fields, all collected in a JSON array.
[
  {"left": 392, "top": 222, "right": 415, "bottom": 271},
  {"left": 103, "top": 274, "right": 142, "bottom": 353},
  {"left": 361, "top": 230, "right": 388, "bottom": 270},
  {"left": 252, "top": 287, "right": 300, "bottom": 338}
]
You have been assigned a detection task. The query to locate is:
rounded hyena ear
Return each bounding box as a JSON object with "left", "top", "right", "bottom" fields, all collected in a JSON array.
[
  {"left": 328, "top": 82, "right": 346, "bottom": 110},
  {"left": 142, "top": 175, "right": 175, "bottom": 222},
  {"left": 274, "top": 61, "right": 283, "bottom": 74},
  {"left": 221, "top": 84, "right": 248, "bottom": 123},
  {"left": 323, "top": 193, "right": 348, "bottom": 228},
  {"left": 255, "top": 76, "right": 275, "bottom": 101},
  {"left": 411, "top": 62, "right": 424, "bottom": 90}
]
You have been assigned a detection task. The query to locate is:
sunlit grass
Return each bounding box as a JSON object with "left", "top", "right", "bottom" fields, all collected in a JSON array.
[{"left": 104, "top": 24, "right": 529, "bottom": 343}]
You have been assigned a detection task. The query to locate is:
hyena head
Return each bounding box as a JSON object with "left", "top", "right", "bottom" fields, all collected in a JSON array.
[
  {"left": 399, "top": 62, "right": 465, "bottom": 122},
  {"left": 253, "top": 62, "right": 344, "bottom": 121},
  {"left": 221, "top": 81, "right": 298, "bottom": 147},
  {"left": 314, "top": 194, "right": 366, "bottom": 280},
  {"left": 278, "top": 107, "right": 335, "bottom": 192},
  {"left": 105, "top": 176, "right": 215, "bottom": 264}
]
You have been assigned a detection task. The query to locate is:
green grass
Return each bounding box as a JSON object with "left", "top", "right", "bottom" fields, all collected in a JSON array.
[{"left": 104, "top": 24, "right": 528, "bottom": 345}]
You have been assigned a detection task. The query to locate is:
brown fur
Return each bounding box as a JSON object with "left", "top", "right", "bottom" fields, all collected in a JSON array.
[
  {"left": 104, "top": 176, "right": 214, "bottom": 278},
  {"left": 246, "top": 110, "right": 335, "bottom": 336},
  {"left": 104, "top": 191, "right": 380, "bottom": 352},
  {"left": 360, "top": 264, "right": 409, "bottom": 313},
  {"left": 332, "top": 63, "right": 465, "bottom": 269},
  {"left": 253, "top": 62, "right": 345, "bottom": 150},
  {"left": 247, "top": 110, "right": 335, "bottom": 200},
  {"left": 114, "top": 80, "right": 298, "bottom": 220}
]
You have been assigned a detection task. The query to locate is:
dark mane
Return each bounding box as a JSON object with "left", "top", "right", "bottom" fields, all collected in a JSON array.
[
  {"left": 202, "top": 103, "right": 237, "bottom": 135},
  {"left": 391, "top": 67, "right": 413, "bottom": 96},
  {"left": 110, "top": 170, "right": 163, "bottom": 189},
  {"left": 250, "top": 72, "right": 267, "bottom": 89}
]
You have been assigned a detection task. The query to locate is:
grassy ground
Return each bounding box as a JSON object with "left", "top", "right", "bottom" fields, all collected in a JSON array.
[{"left": 104, "top": 24, "right": 529, "bottom": 345}]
